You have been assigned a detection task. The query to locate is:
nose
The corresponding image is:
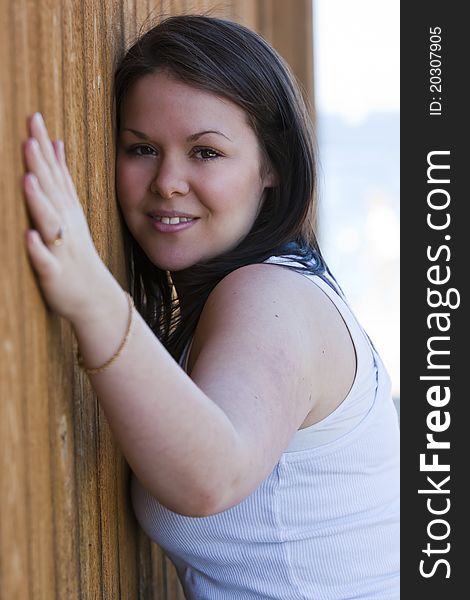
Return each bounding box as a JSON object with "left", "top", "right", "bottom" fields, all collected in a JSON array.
[{"left": 150, "top": 155, "right": 190, "bottom": 199}]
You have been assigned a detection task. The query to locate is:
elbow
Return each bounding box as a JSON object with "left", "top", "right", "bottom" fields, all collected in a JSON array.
[
  {"left": 182, "top": 461, "right": 249, "bottom": 517},
  {"left": 138, "top": 436, "right": 248, "bottom": 517},
  {"left": 168, "top": 485, "right": 237, "bottom": 518},
  {"left": 152, "top": 474, "right": 243, "bottom": 518}
]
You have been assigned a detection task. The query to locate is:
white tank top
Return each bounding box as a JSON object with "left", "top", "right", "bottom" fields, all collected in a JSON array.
[{"left": 132, "top": 256, "right": 400, "bottom": 599}]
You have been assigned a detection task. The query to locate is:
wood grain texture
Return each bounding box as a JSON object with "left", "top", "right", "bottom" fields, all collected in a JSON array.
[{"left": 0, "top": 1, "right": 314, "bottom": 597}]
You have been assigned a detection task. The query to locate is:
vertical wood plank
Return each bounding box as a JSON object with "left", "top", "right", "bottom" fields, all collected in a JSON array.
[
  {"left": 55, "top": 2, "right": 93, "bottom": 595},
  {"left": 104, "top": 3, "right": 143, "bottom": 598},
  {"left": 82, "top": 3, "right": 122, "bottom": 596},
  {"left": 60, "top": 3, "right": 104, "bottom": 595},
  {"left": 270, "top": 0, "right": 313, "bottom": 100},
  {"left": 122, "top": 0, "right": 138, "bottom": 46},
  {"left": 17, "top": 0, "right": 57, "bottom": 597},
  {"left": 35, "top": 2, "right": 83, "bottom": 599},
  {"left": 0, "top": 1, "right": 31, "bottom": 595},
  {"left": 229, "top": 0, "right": 259, "bottom": 25}
]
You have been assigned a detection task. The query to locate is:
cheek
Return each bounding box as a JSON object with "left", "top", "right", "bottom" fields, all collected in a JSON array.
[
  {"left": 200, "top": 165, "right": 264, "bottom": 215},
  {"left": 116, "top": 162, "right": 141, "bottom": 209},
  {"left": 115, "top": 158, "right": 128, "bottom": 199}
]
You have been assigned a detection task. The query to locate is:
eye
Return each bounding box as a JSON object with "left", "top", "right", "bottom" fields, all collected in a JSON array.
[
  {"left": 126, "top": 144, "right": 157, "bottom": 156},
  {"left": 192, "top": 147, "right": 222, "bottom": 161}
]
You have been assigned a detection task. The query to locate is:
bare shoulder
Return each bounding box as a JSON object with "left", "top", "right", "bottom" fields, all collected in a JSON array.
[
  {"left": 188, "top": 262, "right": 324, "bottom": 378},
  {"left": 196, "top": 261, "right": 325, "bottom": 327},
  {"left": 188, "top": 261, "right": 354, "bottom": 429},
  {"left": 191, "top": 261, "right": 347, "bottom": 356}
]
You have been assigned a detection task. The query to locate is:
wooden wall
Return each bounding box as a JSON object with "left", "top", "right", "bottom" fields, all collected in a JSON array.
[{"left": 0, "top": 1, "right": 313, "bottom": 598}]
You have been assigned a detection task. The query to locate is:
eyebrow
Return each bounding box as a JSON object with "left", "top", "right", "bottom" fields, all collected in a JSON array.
[{"left": 121, "top": 128, "right": 232, "bottom": 142}]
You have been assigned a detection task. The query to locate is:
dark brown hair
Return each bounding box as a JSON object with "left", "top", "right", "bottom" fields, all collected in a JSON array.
[{"left": 114, "top": 15, "right": 328, "bottom": 360}]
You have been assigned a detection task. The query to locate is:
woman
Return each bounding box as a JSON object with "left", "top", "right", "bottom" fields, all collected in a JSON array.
[{"left": 23, "top": 15, "right": 399, "bottom": 600}]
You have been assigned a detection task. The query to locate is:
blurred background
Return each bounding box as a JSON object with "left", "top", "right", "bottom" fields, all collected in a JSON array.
[{"left": 313, "top": 0, "right": 400, "bottom": 407}]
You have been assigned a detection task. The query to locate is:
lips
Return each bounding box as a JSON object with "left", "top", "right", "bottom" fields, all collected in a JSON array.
[
  {"left": 153, "top": 215, "right": 195, "bottom": 224},
  {"left": 148, "top": 212, "right": 200, "bottom": 233},
  {"left": 148, "top": 209, "right": 198, "bottom": 217}
]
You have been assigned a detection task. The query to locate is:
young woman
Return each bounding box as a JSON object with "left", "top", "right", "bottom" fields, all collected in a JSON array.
[{"left": 23, "top": 15, "right": 399, "bottom": 600}]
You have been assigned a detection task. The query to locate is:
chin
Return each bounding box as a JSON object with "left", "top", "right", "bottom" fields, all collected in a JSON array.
[
  {"left": 146, "top": 250, "right": 200, "bottom": 272},
  {"left": 143, "top": 241, "right": 237, "bottom": 272},
  {"left": 150, "top": 259, "right": 193, "bottom": 272}
]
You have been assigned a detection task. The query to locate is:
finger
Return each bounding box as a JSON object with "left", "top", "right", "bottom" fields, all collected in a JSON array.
[
  {"left": 25, "top": 229, "right": 60, "bottom": 279},
  {"left": 28, "top": 112, "right": 57, "bottom": 168},
  {"left": 24, "top": 138, "right": 61, "bottom": 205},
  {"left": 52, "top": 140, "right": 78, "bottom": 201},
  {"left": 52, "top": 139, "right": 64, "bottom": 162},
  {"left": 23, "top": 173, "right": 63, "bottom": 244}
]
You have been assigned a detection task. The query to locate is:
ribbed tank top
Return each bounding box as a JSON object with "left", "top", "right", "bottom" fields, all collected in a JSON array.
[{"left": 132, "top": 256, "right": 400, "bottom": 599}]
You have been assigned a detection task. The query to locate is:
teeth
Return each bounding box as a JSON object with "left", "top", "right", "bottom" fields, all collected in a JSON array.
[{"left": 155, "top": 216, "right": 194, "bottom": 224}]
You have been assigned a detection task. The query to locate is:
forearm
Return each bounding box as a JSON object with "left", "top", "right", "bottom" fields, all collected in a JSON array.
[{"left": 72, "top": 278, "right": 241, "bottom": 516}]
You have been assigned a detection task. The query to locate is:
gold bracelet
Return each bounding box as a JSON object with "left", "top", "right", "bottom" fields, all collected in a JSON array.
[{"left": 77, "top": 292, "right": 134, "bottom": 375}]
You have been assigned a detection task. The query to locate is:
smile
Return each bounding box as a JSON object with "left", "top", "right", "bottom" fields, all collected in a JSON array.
[
  {"left": 149, "top": 214, "right": 199, "bottom": 233},
  {"left": 153, "top": 216, "right": 195, "bottom": 224}
]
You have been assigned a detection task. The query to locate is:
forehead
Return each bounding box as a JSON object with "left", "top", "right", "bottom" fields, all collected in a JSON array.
[{"left": 120, "top": 71, "right": 250, "bottom": 133}]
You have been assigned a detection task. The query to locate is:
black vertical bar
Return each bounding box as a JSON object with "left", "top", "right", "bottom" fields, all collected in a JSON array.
[{"left": 401, "top": 2, "right": 467, "bottom": 596}]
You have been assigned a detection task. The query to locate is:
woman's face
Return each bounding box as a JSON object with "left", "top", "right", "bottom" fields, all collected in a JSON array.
[{"left": 116, "top": 71, "right": 275, "bottom": 271}]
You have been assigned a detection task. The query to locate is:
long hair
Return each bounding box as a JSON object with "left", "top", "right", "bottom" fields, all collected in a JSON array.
[{"left": 114, "top": 15, "right": 328, "bottom": 361}]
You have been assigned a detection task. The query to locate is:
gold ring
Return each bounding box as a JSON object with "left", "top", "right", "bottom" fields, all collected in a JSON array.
[{"left": 49, "top": 225, "right": 65, "bottom": 247}]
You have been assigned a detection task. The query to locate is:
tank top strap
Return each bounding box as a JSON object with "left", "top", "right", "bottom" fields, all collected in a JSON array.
[{"left": 263, "top": 255, "right": 388, "bottom": 451}]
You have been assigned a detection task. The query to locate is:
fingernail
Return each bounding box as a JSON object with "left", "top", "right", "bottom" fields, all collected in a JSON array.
[{"left": 33, "top": 112, "right": 43, "bottom": 123}]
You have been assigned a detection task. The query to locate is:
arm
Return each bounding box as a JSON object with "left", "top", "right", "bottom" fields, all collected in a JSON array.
[
  {"left": 23, "top": 113, "right": 316, "bottom": 516},
  {"left": 73, "top": 264, "right": 316, "bottom": 516}
]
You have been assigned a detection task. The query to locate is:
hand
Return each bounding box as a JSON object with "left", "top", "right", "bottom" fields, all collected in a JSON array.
[{"left": 23, "top": 112, "right": 112, "bottom": 323}]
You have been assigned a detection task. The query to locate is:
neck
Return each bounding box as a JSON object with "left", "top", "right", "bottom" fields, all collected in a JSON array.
[{"left": 170, "top": 268, "right": 193, "bottom": 310}]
